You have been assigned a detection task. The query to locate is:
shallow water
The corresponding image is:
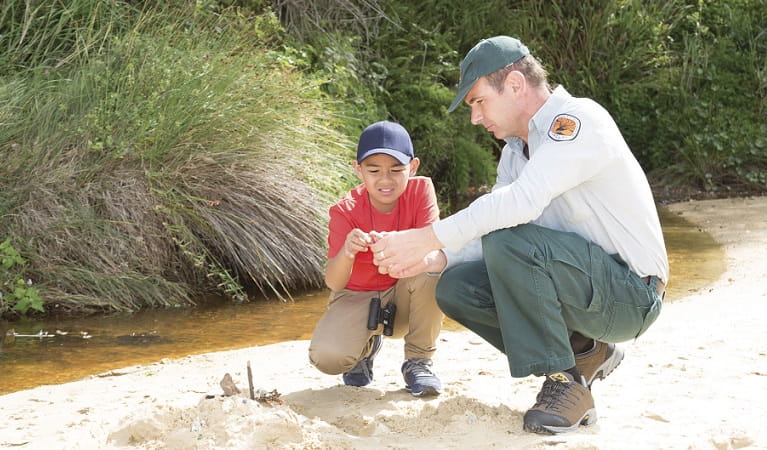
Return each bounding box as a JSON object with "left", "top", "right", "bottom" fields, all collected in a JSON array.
[{"left": 0, "top": 207, "right": 724, "bottom": 395}]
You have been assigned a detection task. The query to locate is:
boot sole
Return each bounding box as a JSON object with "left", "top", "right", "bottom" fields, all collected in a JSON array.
[
  {"left": 588, "top": 345, "right": 625, "bottom": 387},
  {"left": 523, "top": 408, "right": 598, "bottom": 434}
]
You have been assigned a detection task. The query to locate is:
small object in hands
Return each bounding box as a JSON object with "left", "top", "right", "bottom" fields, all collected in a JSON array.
[{"left": 220, "top": 373, "right": 240, "bottom": 396}]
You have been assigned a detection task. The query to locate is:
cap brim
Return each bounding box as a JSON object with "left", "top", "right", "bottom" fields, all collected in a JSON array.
[
  {"left": 447, "top": 79, "right": 475, "bottom": 113},
  {"left": 357, "top": 148, "right": 412, "bottom": 165}
]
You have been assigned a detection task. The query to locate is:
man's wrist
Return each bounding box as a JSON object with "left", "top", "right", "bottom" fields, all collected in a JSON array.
[
  {"left": 425, "top": 224, "right": 444, "bottom": 251},
  {"left": 425, "top": 249, "right": 448, "bottom": 274}
]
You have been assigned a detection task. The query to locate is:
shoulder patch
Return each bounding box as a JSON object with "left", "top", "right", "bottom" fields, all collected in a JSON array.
[{"left": 548, "top": 114, "right": 581, "bottom": 142}]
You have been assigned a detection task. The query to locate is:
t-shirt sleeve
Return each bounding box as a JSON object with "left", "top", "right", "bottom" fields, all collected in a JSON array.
[
  {"left": 413, "top": 177, "right": 440, "bottom": 228},
  {"left": 327, "top": 205, "right": 353, "bottom": 259}
]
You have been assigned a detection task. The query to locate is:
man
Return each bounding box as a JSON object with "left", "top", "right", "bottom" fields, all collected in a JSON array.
[{"left": 370, "top": 36, "right": 668, "bottom": 434}]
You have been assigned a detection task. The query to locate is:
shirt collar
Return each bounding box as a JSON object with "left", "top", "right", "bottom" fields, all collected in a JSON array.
[{"left": 529, "top": 85, "right": 571, "bottom": 138}]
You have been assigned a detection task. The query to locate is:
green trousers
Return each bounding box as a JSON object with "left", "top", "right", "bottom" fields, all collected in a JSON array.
[{"left": 436, "top": 224, "right": 662, "bottom": 378}]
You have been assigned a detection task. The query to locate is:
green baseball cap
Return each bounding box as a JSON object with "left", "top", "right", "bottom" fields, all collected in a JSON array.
[{"left": 447, "top": 36, "right": 530, "bottom": 112}]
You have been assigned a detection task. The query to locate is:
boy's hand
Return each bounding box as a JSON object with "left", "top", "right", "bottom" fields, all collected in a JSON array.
[{"left": 343, "top": 229, "right": 373, "bottom": 259}]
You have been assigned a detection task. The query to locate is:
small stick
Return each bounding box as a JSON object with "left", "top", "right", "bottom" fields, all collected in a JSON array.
[{"left": 247, "top": 361, "right": 255, "bottom": 400}]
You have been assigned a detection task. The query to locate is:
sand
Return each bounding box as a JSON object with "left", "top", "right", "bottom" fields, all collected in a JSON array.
[{"left": 1, "top": 196, "right": 766, "bottom": 449}]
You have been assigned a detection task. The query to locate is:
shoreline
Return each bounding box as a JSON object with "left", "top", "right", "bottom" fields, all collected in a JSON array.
[{"left": 1, "top": 196, "right": 766, "bottom": 449}]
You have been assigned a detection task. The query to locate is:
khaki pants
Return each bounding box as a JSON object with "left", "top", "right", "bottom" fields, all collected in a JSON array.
[{"left": 309, "top": 272, "right": 443, "bottom": 375}]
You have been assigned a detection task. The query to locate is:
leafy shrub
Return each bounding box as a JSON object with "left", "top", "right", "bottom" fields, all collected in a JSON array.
[
  {"left": 275, "top": 0, "right": 766, "bottom": 198},
  {"left": 0, "top": 238, "right": 44, "bottom": 316},
  {"left": 623, "top": 0, "right": 767, "bottom": 193}
]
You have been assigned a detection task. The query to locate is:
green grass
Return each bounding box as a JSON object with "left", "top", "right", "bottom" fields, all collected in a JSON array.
[{"left": 0, "top": 2, "right": 354, "bottom": 316}]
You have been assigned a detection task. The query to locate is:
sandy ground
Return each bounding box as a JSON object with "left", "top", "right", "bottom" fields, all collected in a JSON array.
[{"left": 1, "top": 196, "right": 766, "bottom": 450}]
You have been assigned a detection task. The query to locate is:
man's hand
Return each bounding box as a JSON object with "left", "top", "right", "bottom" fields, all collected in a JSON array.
[
  {"left": 370, "top": 226, "right": 444, "bottom": 276},
  {"left": 384, "top": 250, "right": 447, "bottom": 278}
]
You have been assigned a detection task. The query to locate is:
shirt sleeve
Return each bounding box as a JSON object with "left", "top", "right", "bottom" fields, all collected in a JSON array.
[
  {"left": 413, "top": 177, "right": 440, "bottom": 227},
  {"left": 442, "top": 239, "right": 483, "bottom": 269},
  {"left": 327, "top": 205, "right": 353, "bottom": 259},
  {"left": 434, "top": 125, "right": 616, "bottom": 253}
]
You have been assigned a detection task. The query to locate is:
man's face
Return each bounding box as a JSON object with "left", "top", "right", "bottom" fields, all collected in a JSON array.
[
  {"left": 464, "top": 75, "right": 524, "bottom": 140},
  {"left": 354, "top": 153, "right": 418, "bottom": 213}
]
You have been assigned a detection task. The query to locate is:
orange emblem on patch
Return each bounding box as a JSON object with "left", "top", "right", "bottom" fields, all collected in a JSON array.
[
  {"left": 552, "top": 117, "right": 576, "bottom": 135},
  {"left": 548, "top": 114, "right": 581, "bottom": 141}
]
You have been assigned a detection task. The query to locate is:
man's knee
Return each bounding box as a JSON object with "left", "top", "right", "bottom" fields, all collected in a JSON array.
[
  {"left": 481, "top": 224, "right": 544, "bottom": 265},
  {"left": 435, "top": 266, "right": 469, "bottom": 317}
]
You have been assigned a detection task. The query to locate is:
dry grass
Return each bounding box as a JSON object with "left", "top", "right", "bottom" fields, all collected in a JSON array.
[{"left": 0, "top": 3, "right": 354, "bottom": 315}]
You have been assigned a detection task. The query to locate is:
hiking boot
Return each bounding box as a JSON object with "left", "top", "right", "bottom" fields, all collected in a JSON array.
[
  {"left": 523, "top": 371, "right": 597, "bottom": 434},
  {"left": 575, "top": 341, "right": 624, "bottom": 388},
  {"left": 401, "top": 358, "right": 441, "bottom": 397},
  {"left": 343, "top": 335, "right": 383, "bottom": 387}
]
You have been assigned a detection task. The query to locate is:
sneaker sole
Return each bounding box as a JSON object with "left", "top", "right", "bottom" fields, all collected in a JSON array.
[
  {"left": 588, "top": 345, "right": 625, "bottom": 387},
  {"left": 523, "top": 408, "right": 598, "bottom": 434},
  {"left": 405, "top": 385, "right": 441, "bottom": 397}
]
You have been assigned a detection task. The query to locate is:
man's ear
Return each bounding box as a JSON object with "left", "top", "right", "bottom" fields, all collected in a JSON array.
[
  {"left": 409, "top": 157, "right": 420, "bottom": 176},
  {"left": 505, "top": 70, "right": 525, "bottom": 94}
]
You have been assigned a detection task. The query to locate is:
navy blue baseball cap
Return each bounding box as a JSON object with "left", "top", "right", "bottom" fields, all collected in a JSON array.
[{"left": 356, "top": 121, "right": 414, "bottom": 165}]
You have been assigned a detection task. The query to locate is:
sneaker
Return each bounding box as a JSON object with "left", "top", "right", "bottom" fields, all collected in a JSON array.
[
  {"left": 401, "top": 358, "right": 441, "bottom": 397},
  {"left": 343, "top": 335, "right": 383, "bottom": 387},
  {"left": 575, "top": 341, "right": 624, "bottom": 388},
  {"left": 523, "top": 371, "right": 597, "bottom": 434}
]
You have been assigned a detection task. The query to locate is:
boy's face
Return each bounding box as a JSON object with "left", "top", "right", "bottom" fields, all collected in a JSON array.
[{"left": 354, "top": 153, "right": 419, "bottom": 213}]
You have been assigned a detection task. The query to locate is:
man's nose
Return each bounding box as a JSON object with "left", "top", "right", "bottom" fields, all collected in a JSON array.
[{"left": 470, "top": 108, "right": 482, "bottom": 125}]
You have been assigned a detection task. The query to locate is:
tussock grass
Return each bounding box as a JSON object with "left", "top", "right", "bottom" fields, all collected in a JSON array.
[{"left": 0, "top": 2, "right": 353, "bottom": 315}]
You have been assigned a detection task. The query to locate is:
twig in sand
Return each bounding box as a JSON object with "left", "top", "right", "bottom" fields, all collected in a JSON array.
[{"left": 247, "top": 361, "right": 255, "bottom": 400}]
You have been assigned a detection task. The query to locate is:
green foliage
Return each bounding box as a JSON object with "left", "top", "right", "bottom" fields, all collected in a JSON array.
[
  {"left": 0, "top": 238, "right": 44, "bottom": 316},
  {"left": 0, "top": 2, "right": 351, "bottom": 314},
  {"left": 620, "top": 0, "right": 767, "bottom": 193},
  {"left": 373, "top": 13, "right": 498, "bottom": 210},
  {"left": 279, "top": 1, "right": 502, "bottom": 213},
  {"left": 287, "top": 31, "right": 387, "bottom": 137},
  {"left": 0, "top": 0, "right": 132, "bottom": 74},
  {"left": 287, "top": 0, "right": 766, "bottom": 198}
]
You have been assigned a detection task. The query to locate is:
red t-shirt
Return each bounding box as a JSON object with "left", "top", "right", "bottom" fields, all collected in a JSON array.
[{"left": 327, "top": 176, "right": 440, "bottom": 291}]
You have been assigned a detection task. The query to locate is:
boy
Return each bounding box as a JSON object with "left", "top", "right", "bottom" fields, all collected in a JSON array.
[{"left": 308, "top": 120, "right": 444, "bottom": 396}]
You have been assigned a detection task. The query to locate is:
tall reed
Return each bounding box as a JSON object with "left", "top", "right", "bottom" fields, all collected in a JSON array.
[{"left": 0, "top": 2, "right": 352, "bottom": 315}]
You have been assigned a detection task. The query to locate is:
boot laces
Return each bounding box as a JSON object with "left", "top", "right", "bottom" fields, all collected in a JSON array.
[{"left": 534, "top": 378, "right": 579, "bottom": 412}]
